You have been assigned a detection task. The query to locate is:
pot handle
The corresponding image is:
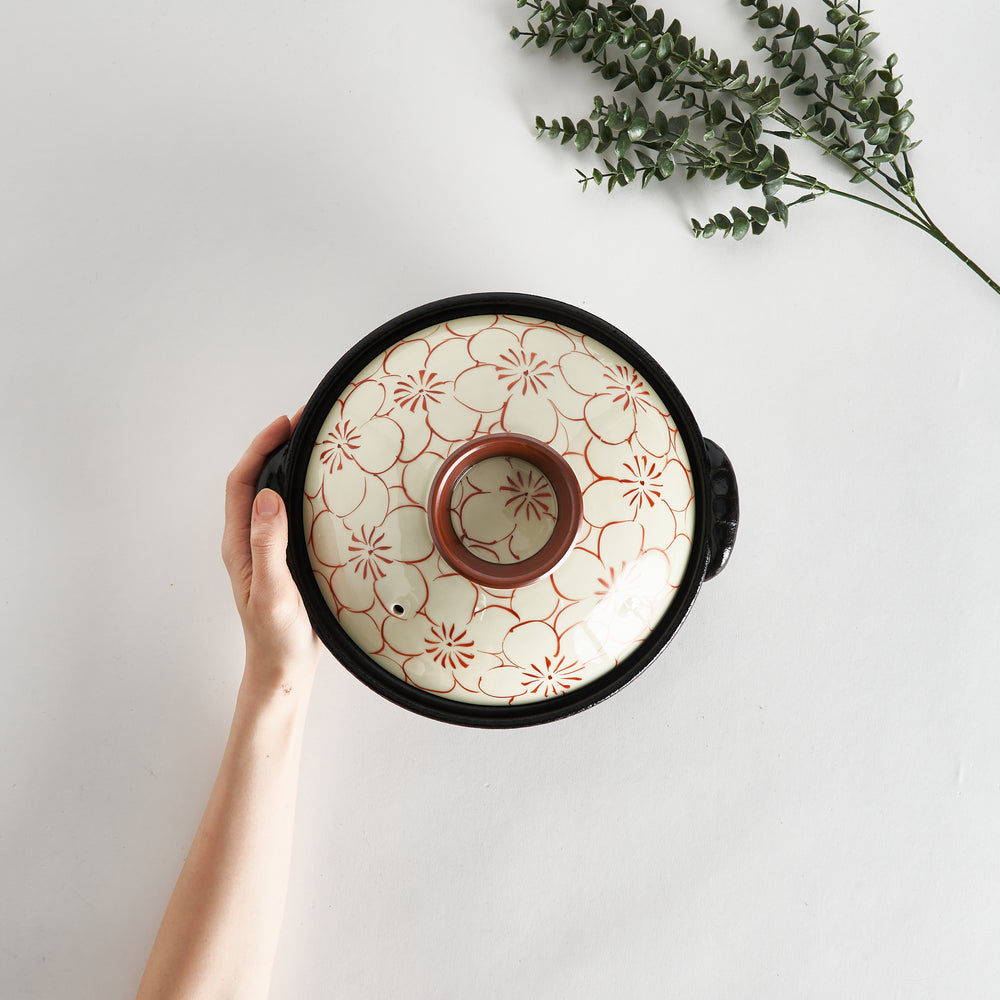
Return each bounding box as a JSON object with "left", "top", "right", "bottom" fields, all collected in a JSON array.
[
  {"left": 703, "top": 438, "right": 738, "bottom": 581},
  {"left": 257, "top": 441, "right": 291, "bottom": 498}
]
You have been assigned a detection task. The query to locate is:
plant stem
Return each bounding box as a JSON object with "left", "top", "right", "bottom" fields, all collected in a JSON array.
[
  {"left": 780, "top": 114, "right": 928, "bottom": 225},
  {"left": 821, "top": 187, "right": 1000, "bottom": 294},
  {"left": 927, "top": 230, "right": 1000, "bottom": 295},
  {"left": 821, "top": 185, "right": 932, "bottom": 231},
  {"left": 515, "top": 0, "right": 1000, "bottom": 296}
]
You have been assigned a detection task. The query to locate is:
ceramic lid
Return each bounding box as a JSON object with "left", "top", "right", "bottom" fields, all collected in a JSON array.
[{"left": 299, "top": 309, "right": 697, "bottom": 708}]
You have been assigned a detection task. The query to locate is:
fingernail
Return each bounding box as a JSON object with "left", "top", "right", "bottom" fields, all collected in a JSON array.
[{"left": 255, "top": 490, "right": 280, "bottom": 518}]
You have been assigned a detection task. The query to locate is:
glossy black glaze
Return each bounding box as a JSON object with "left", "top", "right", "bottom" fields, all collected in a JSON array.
[
  {"left": 257, "top": 293, "right": 738, "bottom": 728},
  {"left": 703, "top": 438, "right": 739, "bottom": 581},
  {"left": 257, "top": 440, "right": 290, "bottom": 498}
]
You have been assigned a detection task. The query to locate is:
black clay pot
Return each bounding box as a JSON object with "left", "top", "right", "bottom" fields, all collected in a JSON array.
[{"left": 260, "top": 293, "right": 738, "bottom": 728}]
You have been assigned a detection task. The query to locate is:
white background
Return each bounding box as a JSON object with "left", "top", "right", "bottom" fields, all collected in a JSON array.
[{"left": 3, "top": 1, "right": 1000, "bottom": 997}]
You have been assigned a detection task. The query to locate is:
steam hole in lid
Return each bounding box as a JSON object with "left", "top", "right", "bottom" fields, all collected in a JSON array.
[{"left": 392, "top": 604, "right": 405, "bottom": 616}]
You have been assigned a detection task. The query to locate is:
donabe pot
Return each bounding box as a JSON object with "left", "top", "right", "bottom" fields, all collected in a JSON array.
[{"left": 260, "top": 293, "right": 738, "bottom": 728}]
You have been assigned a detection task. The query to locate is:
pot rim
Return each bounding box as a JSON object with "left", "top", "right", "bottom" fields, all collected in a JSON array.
[{"left": 281, "top": 292, "right": 715, "bottom": 728}]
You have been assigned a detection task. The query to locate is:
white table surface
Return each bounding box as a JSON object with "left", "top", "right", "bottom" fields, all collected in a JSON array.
[{"left": 3, "top": 1, "right": 1000, "bottom": 997}]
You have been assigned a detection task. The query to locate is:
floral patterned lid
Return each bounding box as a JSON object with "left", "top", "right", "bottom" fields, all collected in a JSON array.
[{"left": 301, "top": 312, "right": 695, "bottom": 707}]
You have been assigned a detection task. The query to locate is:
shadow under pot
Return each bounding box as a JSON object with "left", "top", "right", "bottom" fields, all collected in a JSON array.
[{"left": 259, "top": 293, "right": 738, "bottom": 728}]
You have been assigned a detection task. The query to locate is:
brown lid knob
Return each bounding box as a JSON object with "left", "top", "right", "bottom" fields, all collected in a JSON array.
[{"left": 426, "top": 434, "right": 583, "bottom": 589}]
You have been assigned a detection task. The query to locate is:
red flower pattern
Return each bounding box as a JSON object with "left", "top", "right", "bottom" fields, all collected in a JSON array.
[
  {"left": 304, "top": 314, "right": 696, "bottom": 706},
  {"left": 393, "top": 369, "right": 448, "bottom": 413},
  {"left": 499, "top": 467, "right": 555, "bottom": 521},
  {"left": 319, "top": 420, "right": 363, "bottom": 473},
  {"left": 495, "top": 348, "right": 556, "bottom": 396},
  {"left": 519, "top": 655, "right": 583, "bottom": 698},
  {"left": 346, "top": 525, "right": 393, "bottom": 581}
]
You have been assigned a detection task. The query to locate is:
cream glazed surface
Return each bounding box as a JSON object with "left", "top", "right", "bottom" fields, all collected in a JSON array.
[{"left": 303, "top": 313, "right": 696, "bottom": 705}]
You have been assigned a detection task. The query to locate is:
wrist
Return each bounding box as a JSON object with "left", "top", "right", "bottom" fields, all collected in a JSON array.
[{"left": 237, "top": 659, "right": 316, "bottom": 717}]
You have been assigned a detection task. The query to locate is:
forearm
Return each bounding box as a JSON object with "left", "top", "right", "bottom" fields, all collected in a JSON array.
[{"left": 136, "top": 667, "right": 314, "bottom": 1000}]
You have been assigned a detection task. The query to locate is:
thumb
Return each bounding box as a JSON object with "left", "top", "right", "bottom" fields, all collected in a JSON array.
[{"left": 249, "top": 488, "right": 294, "bottom": 609}]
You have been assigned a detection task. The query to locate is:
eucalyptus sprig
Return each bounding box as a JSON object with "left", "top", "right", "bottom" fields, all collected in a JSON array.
[{"left": 511, "top": 0, "right": 999, "bottom": 296}]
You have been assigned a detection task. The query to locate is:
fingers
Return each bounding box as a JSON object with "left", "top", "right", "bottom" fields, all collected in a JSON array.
[
  {"left": 221, "top": 414, "right": 295, "bottom": 602},
  {"left": 247, "top": 488, "right": 298, "bottom": 626}
]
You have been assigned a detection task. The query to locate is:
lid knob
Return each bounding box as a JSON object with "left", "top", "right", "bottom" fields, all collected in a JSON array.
[{"left": 426, "top": 434, "right": 583, "bottom": 589}]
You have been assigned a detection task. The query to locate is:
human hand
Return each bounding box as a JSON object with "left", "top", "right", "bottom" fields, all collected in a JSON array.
[{"left": 222, "top": 413, "right": 321, "bottom": 697}]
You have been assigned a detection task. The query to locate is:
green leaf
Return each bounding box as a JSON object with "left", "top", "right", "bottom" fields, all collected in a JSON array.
[
  {"left": 575, "top": 119, "right": 594, "bottom": 150},
  {"left": 656, "top": 149, "right": 675, "bottom": 177},
  {"left": 762, "top": 170, "right": 784, "bottom": 196},
  {"left": 631, "top": 39, "right": 651, "bottom": 60},
  {"left": 830, "top": 45, "right": 855, "bottom": 63},
  {"left": 757, "top": 85, "right": 782, "bottom": 116},
  {"left": 571, "top": 10, "right": 592, "bottom": 37},
  {"left": 668, "top": 116, "right": 690, "bottom": 149},
  {"left": 619, "top": 157, "right": 636, "bottom": 183},
  {"left": 766, "top": 195, "right": 789, "bottom": 226},
  {"left": 535, "top": 114, "right": 546, "bottom": 131},
  {"left": 792, "top": 25, "right": 814, "bottom": 49},
  {"left": 636, "top": 65, "right": 657, "bottom": 92},
  {"left": 785, "top": 7, "right": 800, "bottom": 32},
  {"left": 628, "top": 107, "right": 649, "bottom": 140},
  {"left": 748, "top": 205, "right": 770, "bottom": 225},
  {"left": 793, "top": 73, "right": 818, "bottom": 95},
  {"left": 592, "top": 31, "right": 612, "bottom": 56},
  {"left": 841, "top": 141, "right": 865, "bottom": 162},
  {"left": 864, "top": 123, "right": 890, "bottom": 144},
  {"left": 730, "top": 207, "right": 751, "bottom": 240},
  {"left": 757, "top": 7, "right": 782, "bottom": 29},
  {"left": 889, "top": 109, "right": 915, "bottom": 133},
  {"left": 883, "top": 132, "right": 905, "bottom": 155},
  {"left": 616, "top": 131, "right": 632, "bottom": 158}
]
